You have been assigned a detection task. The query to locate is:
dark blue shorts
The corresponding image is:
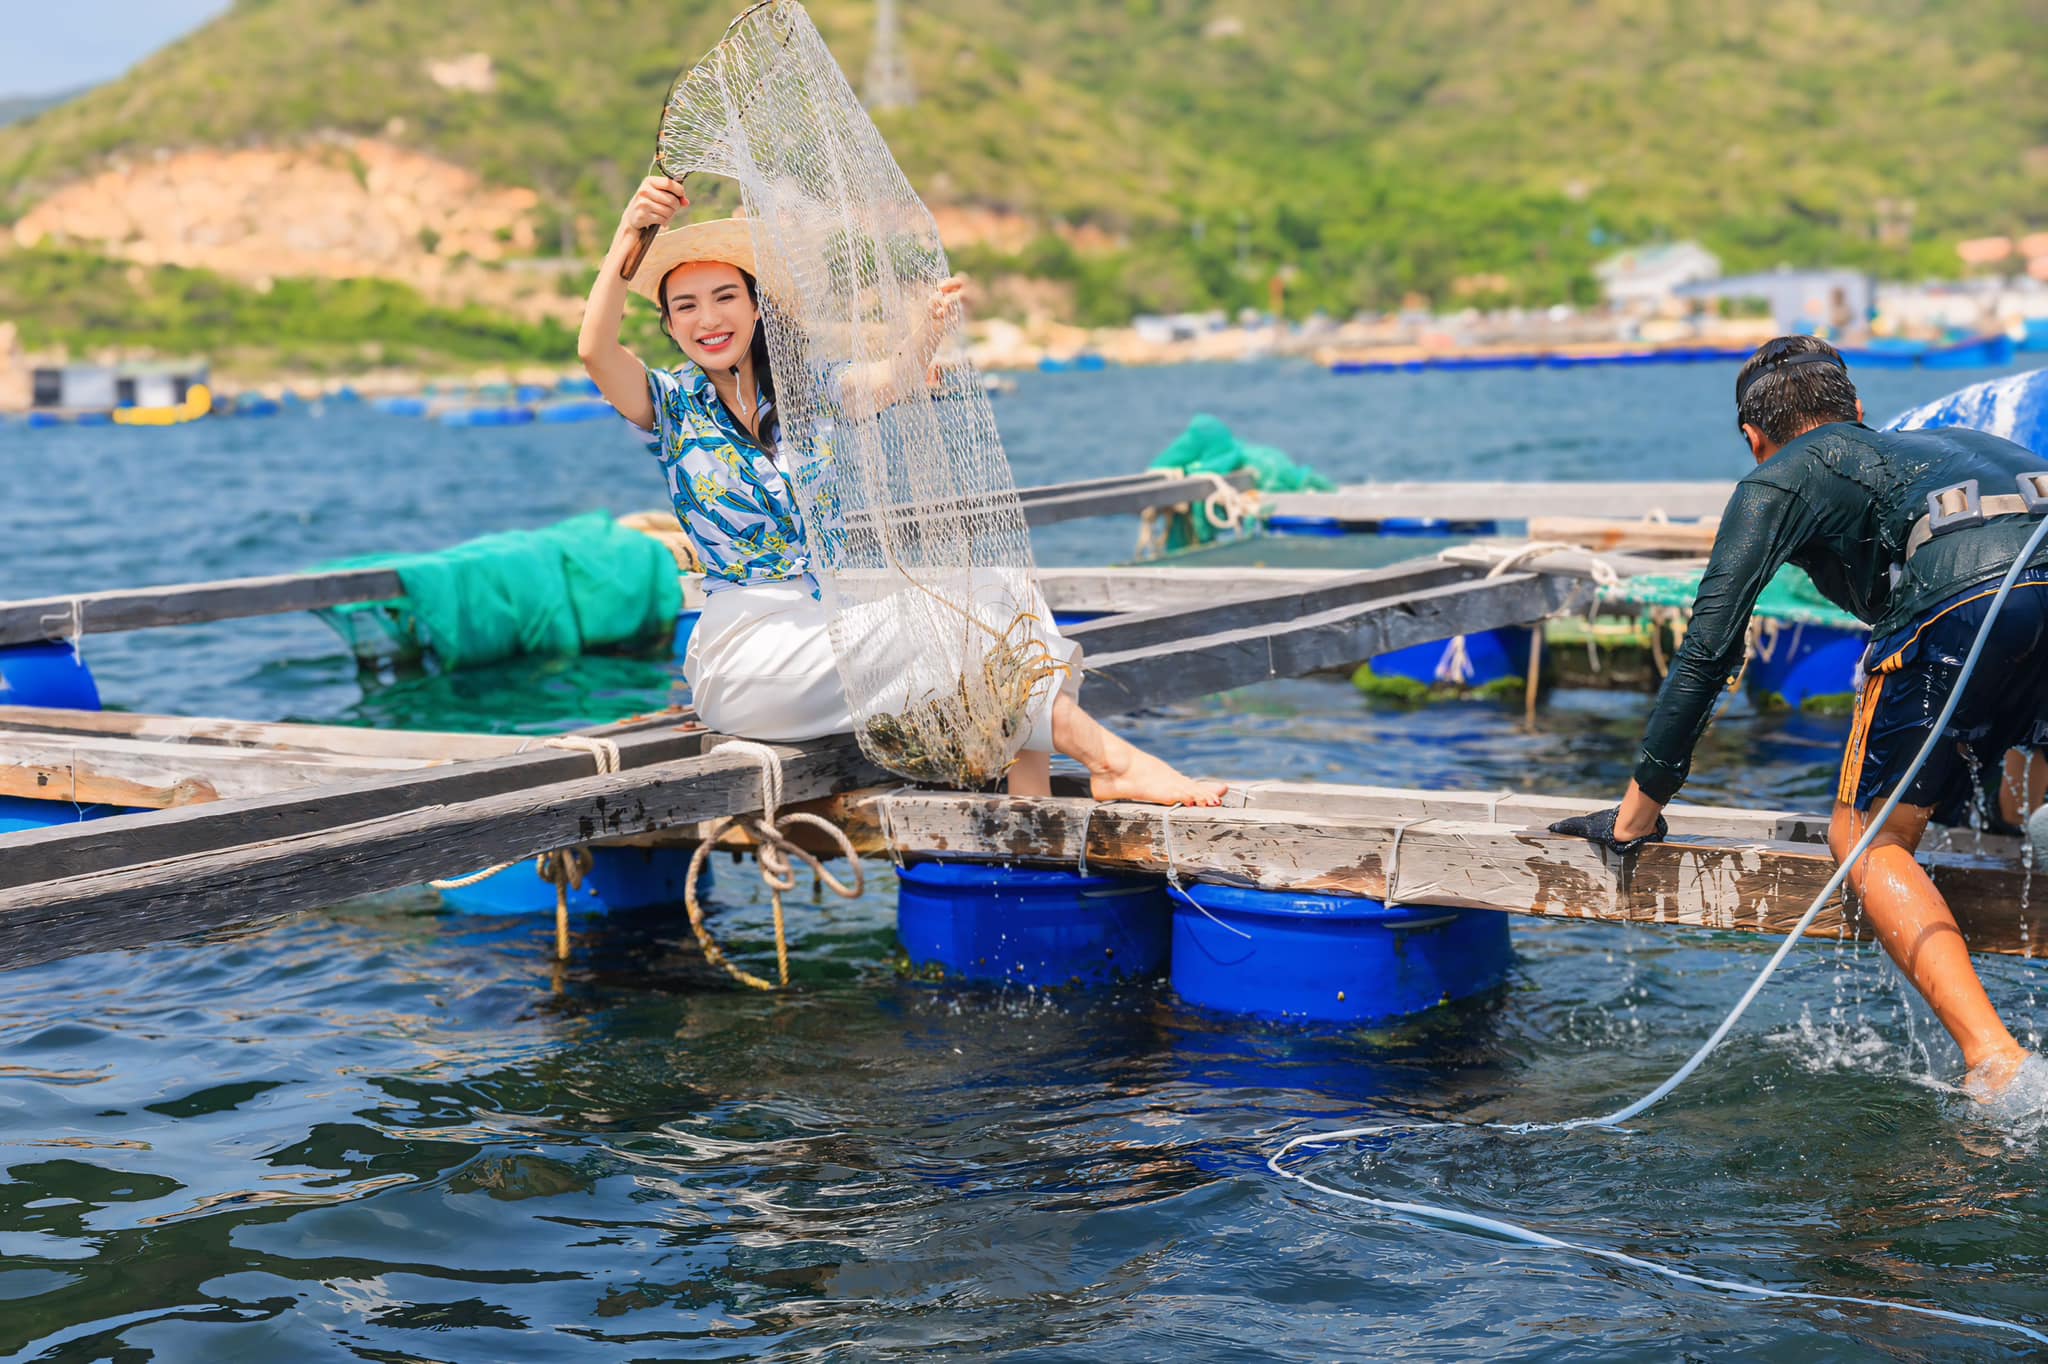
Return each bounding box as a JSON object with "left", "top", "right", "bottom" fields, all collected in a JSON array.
[{"left": 1841, "top": 579, "right": 2048, "bottom": 813}]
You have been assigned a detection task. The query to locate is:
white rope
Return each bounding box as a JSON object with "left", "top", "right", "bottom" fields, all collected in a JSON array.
[
  {"left": 1463, "top": 540, "right": 1624, "bottom": 589},
  {"left": 1381, "top": 818, "right": 1423, "bottom": 907},
  {"left": 716, "top": 738, "right": 785, "bottom": 819},
  {"left": 542, "top": 735, "right": 622, "bottom": 773},
  {"left": 1159, "top": 804, "right": 1251, "bottom": 941},
  {"left": 681, "top": 738, "right": 864, "bottom": 992},
  {"left": 1435, "top": 635, "right": 1474, "bottom": 687},
  {"left": 38, "top": 599, "right": 83, "bottom": 651},
  {"left": 428, "top": 735, "right": 625, "bottom": 892}
]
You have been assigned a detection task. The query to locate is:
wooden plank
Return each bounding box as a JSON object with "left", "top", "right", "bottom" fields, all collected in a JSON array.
[
  {"left": 0, "top": 731, "right": 438, "bottom": 807},
  {"left": 1228, "top": 781, "right": 1832, "bottom": 844},
  {"left": 0, "top": 706, "right": 532, "bottom": 762},
  {"left": 0, "top": 737, "right": 886, "bottom": 971},
  {"left": 1437, "top": 540, "right": 1704, "bottom": 581},
  {"left": 1527, "top": 516, "right": 1720, "bottom": 553},
  {"left": 0, "top": 568, "right": 404, "bottom": 646},
  {"left": 1082, "top": 570, "right": 1577, "bottom": 712},
  {"left": 839, "top": 792, "right": 2048, "bottom": 958},
  {"left": 0, "top": 467, "right": 1253, "bottom": 648},
  {"left": 1016, "top": 471, "right": 1258, "bottom": 526},
  {"left": 1064, "top": 559, "right": 1475, "bottom": 654},
  {"left": 0, "top": 718, "right": 708, "bottom": 892},
  {"left": 1036, "top": 567, "right": 1344, "bottom": 616},
  {"left": 1263, "top": 481, "right": 1735, "bottom": 525}
]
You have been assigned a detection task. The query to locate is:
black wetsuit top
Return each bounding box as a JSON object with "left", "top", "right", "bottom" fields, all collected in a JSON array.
[{"left": 1634, "top": 422, "right": 2048, "bottom": 803}]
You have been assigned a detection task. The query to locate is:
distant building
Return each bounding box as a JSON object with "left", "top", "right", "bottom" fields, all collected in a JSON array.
[
  {"left": 1594, "top": 241, "right": 1721, "bottom": 308},
  {"left": 26, "top": 360, "right": 209, "bottom": 414},
  {"left": 1676, "top": 269, "right": 1872, "bottom": 337}
]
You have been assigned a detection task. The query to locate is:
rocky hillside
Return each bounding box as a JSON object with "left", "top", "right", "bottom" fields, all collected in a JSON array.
[{"left": 1, "top": 0, "right": 2042, "bottom": 332}]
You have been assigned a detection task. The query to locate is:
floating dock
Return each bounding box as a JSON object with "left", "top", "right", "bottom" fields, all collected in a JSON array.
[{"left": 0, "top": 471, "right": 2031, "bottom": 1013}]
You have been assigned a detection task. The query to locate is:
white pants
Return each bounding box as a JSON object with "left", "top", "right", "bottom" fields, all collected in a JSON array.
[{"left": 684, "top": 579, "right": 1082, "bottom": 752}]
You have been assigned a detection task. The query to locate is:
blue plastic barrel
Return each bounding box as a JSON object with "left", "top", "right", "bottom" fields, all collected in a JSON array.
[
  {"left": 435, "top": 844, "right": 705, "bottom": 916},
  {"left": 1263, "top": 515, "right": 1350, "bottom": 537},
  {"left": 0, "top": 795, "right": 136, "bottom": 835},
  {"left": 1378, "top": 517, "right": 1500, "bottom": 536},
  {"left": 1369, "top": 626, "right": 1532, "bottom": 691},
  {"left": 0, "top": 643, "right": 101, "bottom": 711},
  {"left": 1744, "top": 621, "right": 1864, "bottom": 710},
  {"left": 1171, "top": 884, "right": 1511, "bottom": 1023},
  {"left": 896, "top": 861, "right": 1172, "bottom": 987}
]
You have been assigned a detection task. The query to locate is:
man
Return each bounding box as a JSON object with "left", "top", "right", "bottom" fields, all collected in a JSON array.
[{"left": 1553, "top": 334, "right": 2048, "bottom": 1096}]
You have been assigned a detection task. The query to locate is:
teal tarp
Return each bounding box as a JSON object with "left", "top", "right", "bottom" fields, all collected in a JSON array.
[{"left": 315, "top": 511, "right": 684, "bottom": 669}]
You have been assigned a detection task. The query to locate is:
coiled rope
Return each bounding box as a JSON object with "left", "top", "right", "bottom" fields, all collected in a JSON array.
[
  {"left": 1273, "top": 515, "right": 2048, "bottom": 1346},
  {"left": 683, "top": 739, "right": 864, "bottom": 990},
  {"left": 428, "top": 736, "right": 623, "bottom": 959},
  {"left": 1134, "top": 468, "right": 1259, "bottom": 558}
]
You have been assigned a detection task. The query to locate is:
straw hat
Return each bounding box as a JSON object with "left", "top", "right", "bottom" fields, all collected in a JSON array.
[{"left": 627, "top": 217, "right": 758, "bottom": 305}]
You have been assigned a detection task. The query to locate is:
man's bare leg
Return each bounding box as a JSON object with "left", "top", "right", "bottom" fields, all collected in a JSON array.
[
  {"left": 1829, "top": 798, "right": 2030, "bottom": 1095},
  {"left": 1050, "top": 694, "right": 1226, "bottom": 806},
  {"left": 1995, "top": 748, "right": 2048, "bottom": 827}
]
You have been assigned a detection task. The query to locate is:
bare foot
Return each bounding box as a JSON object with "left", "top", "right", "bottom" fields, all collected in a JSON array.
[
  {"left": 1963, "top": 1046, "right": 2033, "bottom": 1102},
  {"left": 1089, "top": 748, "right": 1227, "bottom": 806}
]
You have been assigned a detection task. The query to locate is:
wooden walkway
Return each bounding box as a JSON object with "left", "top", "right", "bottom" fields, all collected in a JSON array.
[
  {"left": 1, "top": 475, "right": 2010, "bottom": 979},
  {"left": 1262, "top": 480, "right": 1733, "bottom": 526}
]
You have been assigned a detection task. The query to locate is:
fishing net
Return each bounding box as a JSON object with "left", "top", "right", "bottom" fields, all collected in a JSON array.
[{"left": 654, "top": 0, "right": 1064, "bottom": 787}]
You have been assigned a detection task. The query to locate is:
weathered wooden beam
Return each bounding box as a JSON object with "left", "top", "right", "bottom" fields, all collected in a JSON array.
[
  {"left": 0, "top": 737, "right": 887, "bottom": 970},
  {"left": 1227, "top": 781, "right": 1833, "bottom": 845},
  {"left": 1064, "top": 559, "right": 1475, "bottom": 654},
  {"left": 1035, "top": 567, "right": 1344, "bottom": 616},
  {"left": 0, "top": 469, "right": 1262, "bottom": 648},
  {"left": 1263, "top": 481, "right": 1734, "bottom": 525},
  {"left": 0, "top": 717, "right": 709, "bottom": 891},
  {"left": 1526, "top": 516, "right": 1720, "bottom": 554},
  {"left": 1437, "top": 540, "right": 1703, "bottom": 581},
  {"left": 0, "top": 730, "right": 438, "bottom": 808},
  {"left": 1082, "top": 569, "right": 1577, "bottom": 711},
  {"left": 839, "top": 791, "right": 2048, "bottom": 957},
  {"left": 0, "top": 706, "right": 534, "bottom": 761},
  {"left": 1015, "top": 470, "right": 1258, "bottom": 526},
  {"left": 0, "top": 568, "right": 405, "bottom": 647}
]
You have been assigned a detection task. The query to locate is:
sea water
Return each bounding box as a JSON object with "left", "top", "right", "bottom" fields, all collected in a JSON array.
[{"left": 1, "top": 359, "right": 2044, "bottom": 1359}]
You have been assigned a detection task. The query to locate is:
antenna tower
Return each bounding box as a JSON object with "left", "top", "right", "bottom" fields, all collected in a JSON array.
[{"left": 864, "top": 0, "right": 915, "bottom": 111}]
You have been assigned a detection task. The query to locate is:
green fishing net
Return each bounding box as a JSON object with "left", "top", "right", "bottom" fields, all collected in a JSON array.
[
  {"left": 1601, "top": 564, "right": 1864, "bottom": 631},
  {"left": 1145, "top": 413, "right": 1336, "bottom": 551},
  {"left": 314, "top": 511, "right": 684, "bottom": 670}
]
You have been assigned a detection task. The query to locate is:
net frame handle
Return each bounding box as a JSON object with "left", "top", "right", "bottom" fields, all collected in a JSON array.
[{"left": 616, "top": 0, "right": 783, "bottom": 280}]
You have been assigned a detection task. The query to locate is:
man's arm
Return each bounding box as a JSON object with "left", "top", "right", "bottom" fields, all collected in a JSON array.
[{"left": 1577, "top": 480, "right": 1818, "bottom": 844}]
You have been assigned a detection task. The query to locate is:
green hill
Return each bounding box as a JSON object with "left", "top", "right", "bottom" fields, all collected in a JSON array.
[{"left": 2, "top": 0, "right": 2042, "bottom": 330}]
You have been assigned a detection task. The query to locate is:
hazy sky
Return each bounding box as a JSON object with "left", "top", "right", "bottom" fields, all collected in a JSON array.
[{"left": 1, "top": 1, "right": 231, "bottom": 98}]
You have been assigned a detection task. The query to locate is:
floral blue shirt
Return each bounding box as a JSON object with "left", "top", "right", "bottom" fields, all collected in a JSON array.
[{"left": 644, "top": 362, "right": 841, "bottom": 595}]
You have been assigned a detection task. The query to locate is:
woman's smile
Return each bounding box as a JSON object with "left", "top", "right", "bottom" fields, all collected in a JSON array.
[{"left": 697, "top": 330, "right": 736, "bottom": 353}]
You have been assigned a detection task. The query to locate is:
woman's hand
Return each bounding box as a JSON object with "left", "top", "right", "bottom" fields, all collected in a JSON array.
[
  {"left": 621, "top": 175, "right": 690, "bottom": 234},
  {"left": 928, "top": 275, "right": 968, "bottom": 330}
]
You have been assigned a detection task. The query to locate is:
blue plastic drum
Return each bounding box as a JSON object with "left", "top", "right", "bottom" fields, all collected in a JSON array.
[
  {"left": 435, "top": 844, "right": 705, "bottom": 916},
  {"left": 0, "top": 795, "right": 135, "bottom": 835},
  {"left": 896, "top": 861, "right": 1172, "bottom": 987},
  {"left": 1744, "top": 620, "right": 1865, "bottom": 710},
  {"left": 1370, "top": 626, "right": 1533, "bottom": 691},
  {"left": 1170, "top": 883, "right": 1511, "bottom": 1023},
  {"left": 0, "top": 643, "right": 101, "bottom": 711}
]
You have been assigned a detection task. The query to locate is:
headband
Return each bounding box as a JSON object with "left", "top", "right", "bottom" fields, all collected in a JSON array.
[{"left": 1736, "top": 350, "right": 1848, "bottom": 407}]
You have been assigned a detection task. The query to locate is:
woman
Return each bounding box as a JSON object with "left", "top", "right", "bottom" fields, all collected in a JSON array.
[{"left": 578, "top": 176, "right": 1223, "bottom": 806}]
